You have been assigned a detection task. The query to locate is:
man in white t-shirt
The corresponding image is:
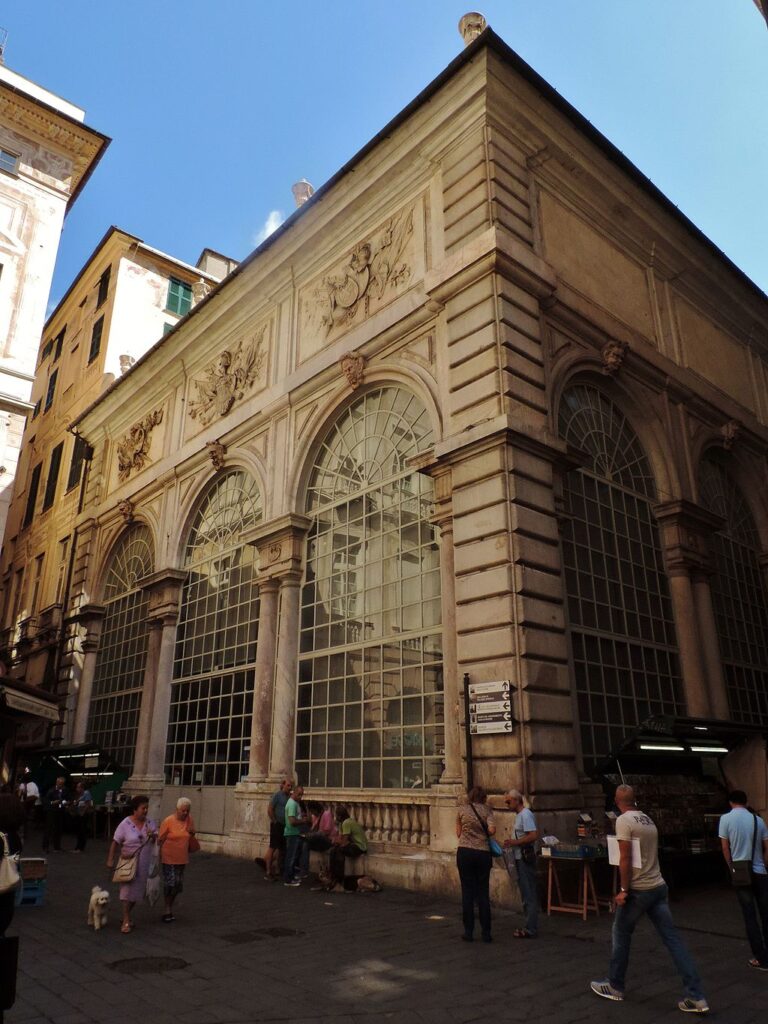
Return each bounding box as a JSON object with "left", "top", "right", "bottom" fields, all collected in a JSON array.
[
  {"left": 718, "top": 790, "right": 768, "bottom": 970},
  {"left": 503, "top": 789, "right": 539, "bottom": 937},
  {"left": 590, "top": 784, "right": 709, "bottom": 1015}
]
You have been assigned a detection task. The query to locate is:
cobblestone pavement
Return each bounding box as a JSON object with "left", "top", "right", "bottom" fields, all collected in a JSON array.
[{"left": 5, "top": 837, "right": 766, "bottom": 1024}]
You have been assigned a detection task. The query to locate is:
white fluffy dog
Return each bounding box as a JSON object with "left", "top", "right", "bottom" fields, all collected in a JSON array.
[{"left": 87, "top": 885, "right": 110, "bottom": 930}]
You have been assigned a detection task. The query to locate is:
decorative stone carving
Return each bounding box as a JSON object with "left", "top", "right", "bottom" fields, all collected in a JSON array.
[
  {"left": 192, "top": 277, "right": 212, "bottom": 305},
  {"left": 601, "top": 339, "right": 629, "bottom": 376},
  {"left": 291, "top": 179, "right": 314, "bottom": 207},
  {"left": 205, "top": 440, "right": 227, "bottom": 470},
  {"left": 188, "top": 326, "right": 267, "bottom": 425},
  {"left": 267, "top": 543, "right": 282, "bottom": 563},
  {"left": 117, "top": 499, "right": 135, "bottom": 523},
  {"left": 339, "top": 351, "right": 365, "bottom": 390},
  {"left": 458, "top": 12, "right": 487, "bottom": 46},
  {"left": 721, "top": 419, "right": 741, "bottom": 451},
  {"left": 304, "top": 206, "right": 414, "bottom": 339},
  {"left": 118, "top": 354, "right": 135, "bottom": 375},
  {"left": 116, "top": 408, "right": 164, "bottom": 483}
]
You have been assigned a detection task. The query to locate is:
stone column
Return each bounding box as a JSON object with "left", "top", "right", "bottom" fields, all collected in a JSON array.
[
  {"left": 245, "top": 577, "right": 279, "bottom": 781},
  {"left": 655, "top": 501, "right": 725, "bottom": 720},
  {"left": 70, "top": 604, "right": 105, "bottom": 743},
  {"left": 417, "top": 458, "right": 462, "bottom": 786},
  {"left": 268, "top": 571, "right": 303, "bottom": 782},
  {"left": 124, "top": 569, "right": 185, "bottom": 814}
]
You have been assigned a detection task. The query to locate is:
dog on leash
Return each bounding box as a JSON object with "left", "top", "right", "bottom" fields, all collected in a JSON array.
[{"left": 87, "top": 886, "right": 110, "bottom": 930}]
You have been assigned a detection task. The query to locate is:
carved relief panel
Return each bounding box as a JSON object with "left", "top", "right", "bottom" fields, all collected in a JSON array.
[
  {"left": 298, "top": 201, "right": 424, "bottom": 363},
  {"left": 115, "top": 407, "right": 164, "bottom": 484}
]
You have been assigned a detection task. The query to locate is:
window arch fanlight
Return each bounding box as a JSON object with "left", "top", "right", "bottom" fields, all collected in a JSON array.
[
  {"left": 297, "top": 386, "right": 443, "bottom": 790},
  {"left": 558, "top": 383, "right": 684, "bottom": 772},
  {"left": 87, "top": 524, "right": 155, "bottom": 770},
  {"left": 165, "top": 470, "right": 263, "bottom": 788},
  {"left": 699, "top": 453, "right": 768, "bottom": 725}
]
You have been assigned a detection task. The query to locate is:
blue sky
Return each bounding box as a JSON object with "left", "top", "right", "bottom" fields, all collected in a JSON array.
[{"left": 3, "top": 1, "right": 766, "bottom": 305}]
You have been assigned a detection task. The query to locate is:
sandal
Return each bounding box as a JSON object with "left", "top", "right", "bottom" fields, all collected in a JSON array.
[
  {"left": 748, "top": 959, "right": 768, "bottom": 971},
  {"left": 120, "top": 922, "right": 133, "bottom": 934},
  {"left": 161, "top": 914, "right": 175, "bottom": 923},
  {"left": 513, "top": 928, "right": 535, "bottom": 938}
]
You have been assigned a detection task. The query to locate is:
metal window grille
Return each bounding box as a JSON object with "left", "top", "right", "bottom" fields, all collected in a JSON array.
[
  {"left": 297, "top": 386, "right": 444, "bottom": 790},
  {"left": 699, "top": 455, "right": 768, "bottom": 725},
  {"left": 87, "top": 525, "right": 155, "bottom": 770},
  {"left": 166, "top": 470, "right": 263, "bottom": 787},
  {"left": 559, "top": 384, "right": 683, "bottom": 771}
]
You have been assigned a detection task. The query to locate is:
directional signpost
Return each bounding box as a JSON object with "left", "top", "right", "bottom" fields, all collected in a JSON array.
[{"left": 462, "top": 674, "right": 516, "bottom": 787}]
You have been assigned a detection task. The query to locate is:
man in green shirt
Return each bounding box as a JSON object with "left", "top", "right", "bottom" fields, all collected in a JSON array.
[
  {"left": 283, "top": 785, "right": 305, "bottom": 886},
  {"left": 328, "top": 805, "right": 367, "bottom": 891}
]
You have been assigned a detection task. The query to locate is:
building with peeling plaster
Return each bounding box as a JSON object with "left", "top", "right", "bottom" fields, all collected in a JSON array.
[{"left": 3, "top": 21, "right": 768, "bottom": 897}]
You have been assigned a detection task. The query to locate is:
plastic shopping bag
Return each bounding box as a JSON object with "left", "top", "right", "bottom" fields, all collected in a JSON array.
[{"left": 145, "top": 847, "right": 161, "bottom": 906}]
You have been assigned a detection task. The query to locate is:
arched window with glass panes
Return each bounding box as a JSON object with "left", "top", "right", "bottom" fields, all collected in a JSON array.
[
  {"left": 558, "top": 384, "right": 684, "bottom": 771},
  {"left": 699, "top": 453, "right": 768, "bottom": 725},
  {"left": 165, "top": 470, "right": 262, "bottom": 787},
  {"left": 87, "top": 524, "right": 154, "bottom": 769},
  {"left": 297, "top": 386, "right": 443, "bottom": 790}
]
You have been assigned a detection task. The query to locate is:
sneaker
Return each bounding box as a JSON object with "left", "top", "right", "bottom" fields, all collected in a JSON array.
[
  {"left": 678, "top": 998, "right": 710, "bottom": 1014},
  {"left": 283, "top": 880, "right": 301, "bottom": 887},
  {"left": 590, "top": 980, "right": 624, "bottom": 1002}
]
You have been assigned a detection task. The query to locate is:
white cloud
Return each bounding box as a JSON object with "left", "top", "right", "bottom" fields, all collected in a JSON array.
[{"left": 253, "top": 209, "right": 284, "bottom": 246}]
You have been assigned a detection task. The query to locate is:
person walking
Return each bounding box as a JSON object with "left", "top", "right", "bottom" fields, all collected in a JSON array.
[
  {"left": 106, "top": 795, "right": 157, "bottom": 934},
  {"left": 590, "top": 784, "right": 709, "bottom": 1014},
  {"left": 71, "top": 782, "right": 93, "bottom": 853},
  {"left": 503, "top": 788, "right": 539, "bottom": 938},
  {"left": 455, "top": 786, "right": 495, "bottom": 943},
  {"left": 264, "top": 778, "right": 291, "bottom": 881},
  {"left": 718, "top": 790, "right": 768, "bottom": 971},
  {"left": 158, "top": 797, "right": 197, "bottom": 922},
  {"left": 283, "top": 785, "right": 306, "bottom": 886},
  {"left": 42, "top": 776, "right": 70, "bottom": 853}
]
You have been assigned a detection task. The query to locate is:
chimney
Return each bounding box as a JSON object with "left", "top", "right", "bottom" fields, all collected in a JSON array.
[
  {"left": 458, "top": 12, "right": 487, "bottom": 46},
  {"left": 292, "top": 179, "right": 314, "bottom": 208}
]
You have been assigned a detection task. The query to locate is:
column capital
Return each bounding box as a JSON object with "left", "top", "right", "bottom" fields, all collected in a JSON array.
[
  {"left": 243, "top": 513, "right": 311, "bottom": 582},
  {"left": 141, "top": 567, "right": 187, "bottom": 621},
  {"left": 71, "top": 603, "right": 106, "bottom": 626},
  {"left": 409, "top": 451, "right": 452, "bottom": 527},
  {"left": 654, "top": 500, "right": 724, "bottom": 575}
]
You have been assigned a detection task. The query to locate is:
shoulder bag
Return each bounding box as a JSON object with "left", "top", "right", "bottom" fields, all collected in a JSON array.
[
  {"left": 112, "top": 838, "right": 145, "bottom": 884},
  {"left": 468, "top": 803, "right": 503, "bottom": 857},
  {"left": 0, "top": 832, "right": 20, "bottom": 894},
  {"left": 731, "top": 813, "right": 758, "bottom": 888},
  {"left": 187, "top": 824, "right": 201, "bottom": 854}
]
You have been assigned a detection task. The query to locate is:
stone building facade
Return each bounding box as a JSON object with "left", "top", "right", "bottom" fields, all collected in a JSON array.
[
  {"left": 16, "top": 28, "right": 768, "bottom": 895},
  {"left": 0, "top": 63, "right": 107, "bottom": 544},
  {"left": 0, "top": 228, "right": 225, "bottom": 774}
]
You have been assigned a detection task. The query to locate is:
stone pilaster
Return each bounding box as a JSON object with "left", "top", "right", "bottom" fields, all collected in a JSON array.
[
  {"left": 654, "top": 501, "right": 727, "bottom": 719},
  {"left": 70, "top": 604, "right": 105, "bottom": 744}
]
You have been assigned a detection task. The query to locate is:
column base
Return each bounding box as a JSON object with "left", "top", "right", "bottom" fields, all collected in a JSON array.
[{"left": 123, "top": 775, "right": 165, "bottom": 823}]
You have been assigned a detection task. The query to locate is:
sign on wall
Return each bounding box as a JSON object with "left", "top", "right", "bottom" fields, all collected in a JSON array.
[{"left": 468, "top": 679, "right": 514, "bottom": 734}]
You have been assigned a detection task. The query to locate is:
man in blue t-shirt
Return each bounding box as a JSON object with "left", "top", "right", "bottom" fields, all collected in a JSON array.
[
  {"left": 264, "top": 778, "right": 292, "bottom": 881},
  {"left": 503, "top": 789, "right": 539, "bottom": 938},
  {"left": 719, "top": 790, "right": 768, "bottom": 971}
]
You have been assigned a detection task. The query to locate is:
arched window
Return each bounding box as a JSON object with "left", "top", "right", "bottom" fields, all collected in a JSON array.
[
  {"left": 165, "top": 470, "right": 263, "bottom": 787},
  {"left": 87, "top": 524, "right": 154, "bottom": 769},
  {"left": 558, "top": 384, "right": 683, "bottom": 771},
  {"left": 297, "top": 386, "right": 442, "bottom": 790},
  {"left": 699, "top": 453, "right": 768, "bottom": 725}
]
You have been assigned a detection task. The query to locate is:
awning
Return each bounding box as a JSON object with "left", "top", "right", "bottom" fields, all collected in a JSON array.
[{"left": 1, "top": 686, "right": 60, "bottom": 722}]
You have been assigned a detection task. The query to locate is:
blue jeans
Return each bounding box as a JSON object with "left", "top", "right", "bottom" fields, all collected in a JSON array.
[
  {"left": 283, "top": 835, "right": 302, "bottom": 881},
  {"left": 609, "top": 884, "right": 703, "bottom": 1000},
  {"left": 515, "top": 858, "right": 539, "bottom": 935}
]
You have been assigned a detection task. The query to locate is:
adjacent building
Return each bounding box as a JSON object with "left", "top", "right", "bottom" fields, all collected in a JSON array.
[
  {"left": 0, "top": 227, "right": 229, "bottom": 774},
  {"left": 0, "top": 62, "right": 108, "bottom": 544},
  {"left": 5, "top": 21, "right": 768, "bottom": 896}
]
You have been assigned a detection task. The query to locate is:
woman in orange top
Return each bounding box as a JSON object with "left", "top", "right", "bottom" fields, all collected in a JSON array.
[{"left": 158, "top": 797, "right": 196, "bottom": 923}]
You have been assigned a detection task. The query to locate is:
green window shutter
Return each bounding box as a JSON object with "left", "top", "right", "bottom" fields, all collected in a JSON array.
[
  {"left": 88, "top": 316, "right": 104, "bottom": 363},
  {"left": 166, "top": 277, "right": 192, "bottom": 316},
  {"left": 44, "top": 369, "right": 58, "bottom": 411},
  {"left": 42, "top": 443, "right": 64, "bottom": 511},
  {"left": 66, "top": 435, "right": 89, "bottom": 491},
  {"left": 23, "top": 463, "right": 42, "bottom": 528}
]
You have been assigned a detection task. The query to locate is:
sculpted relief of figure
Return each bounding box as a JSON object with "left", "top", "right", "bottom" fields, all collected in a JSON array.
[
  {"left": 305, "top": 206, "right": 414, "bottom": 340},
  {"left": 116, "top": 409, "right": 164, "bottom": 483},
  {"left": 188, "top": 327, "right": 267, "bottom": 426}
]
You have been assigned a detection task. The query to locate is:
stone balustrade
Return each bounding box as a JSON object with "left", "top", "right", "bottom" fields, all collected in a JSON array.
[{"left": 306, "top": 792, "right": 432, "bottom": 847}]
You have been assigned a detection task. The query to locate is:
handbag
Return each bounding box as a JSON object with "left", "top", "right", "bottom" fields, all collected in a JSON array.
[
  {"left": 468, "top": 803, "right": 503, "bottom": 857},
  {"left": 730, "top": 813, "right": 758, "bottom": 888},
  {"left": 187, "top": 823, "right": 201, "bottom": 854},
  {"left": 0, "top": 832, "right": 20, "bottom": 894},
  {"left": 112, "top": 837, "right": 145, "bottom": 884}
]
